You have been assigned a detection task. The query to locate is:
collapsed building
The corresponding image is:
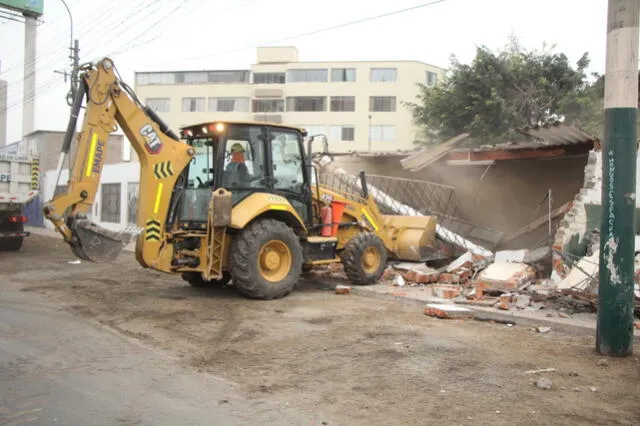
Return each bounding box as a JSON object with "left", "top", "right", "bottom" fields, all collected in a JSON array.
[{"left": 312, "top": 122, "right": 639, "bottom": 318}]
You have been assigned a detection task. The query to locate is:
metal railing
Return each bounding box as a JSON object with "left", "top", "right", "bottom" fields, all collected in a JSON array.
[{"left": 318, "top": 169, "right": 499, "bottom": 256}]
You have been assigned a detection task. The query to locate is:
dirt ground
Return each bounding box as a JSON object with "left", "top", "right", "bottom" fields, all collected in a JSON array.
[{"left": 2, "top": 235, "right": 640, "bottom": 425}]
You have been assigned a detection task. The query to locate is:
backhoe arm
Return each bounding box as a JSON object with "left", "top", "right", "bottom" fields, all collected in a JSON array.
[{"left": 43, "top": 58, "right": 194, "bottom": 264}]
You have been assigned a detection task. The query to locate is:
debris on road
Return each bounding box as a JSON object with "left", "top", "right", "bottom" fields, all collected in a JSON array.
[
  {"left": 596, "top": 359, "right": 609, "bottom": 367},
  {"left": 392, "top": 275, "right": 406, "bottom": 287},
  {"left": 335, "top": 285, "right": 351, "bottom": 295},
  {"left": 537, "top": 327, "right": 552, "bottom": 334},
  {"left": 524, "top": 368, "right": 557, "bottom": 374},
  {"left": 424, "top": 304, "right": 474, "bottom": 320},
  {"left": 535, "top": 377, "right": 553, "bottom": 390}
]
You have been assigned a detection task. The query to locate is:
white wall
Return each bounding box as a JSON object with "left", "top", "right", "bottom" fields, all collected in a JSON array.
[
  {"left": 583, "top": 150, "right": 640, "bottom": 207},
  {"left": 43, "top": 162, "right": 141, "bottom": 231}
]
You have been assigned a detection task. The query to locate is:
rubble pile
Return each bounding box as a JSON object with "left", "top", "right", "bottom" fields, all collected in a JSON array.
[{"left": 379, "top": 246, "right": 640, "bottom": 319}]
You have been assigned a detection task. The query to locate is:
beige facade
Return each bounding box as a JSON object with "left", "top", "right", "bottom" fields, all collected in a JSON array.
[{"left": 134, "top": 47, "right": 445, "bottom": 152}]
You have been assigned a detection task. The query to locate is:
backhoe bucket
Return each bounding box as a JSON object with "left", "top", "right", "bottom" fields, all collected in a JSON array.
[
  {"left": 381, "top": 215, "right": 442, "bottom": 262},
  {"left": 70, "top": 218, "right": 135, "bottom": 262}
]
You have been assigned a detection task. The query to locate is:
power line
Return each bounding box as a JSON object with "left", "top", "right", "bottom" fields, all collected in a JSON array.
[
  {"left": 102, "top": 0, "right": 201, "bottom": 58},
  {"left": 143, "top": 0, "right": 449, "bottom": 69},
  {"left": 0, "top": 0, "right": 84, "bottom": 75},
  {"left": 2, "top": 0, "right": 243, "bottom": 109},
  {"left": 0, "top": 0, "right": 152, "bottom": 89}
]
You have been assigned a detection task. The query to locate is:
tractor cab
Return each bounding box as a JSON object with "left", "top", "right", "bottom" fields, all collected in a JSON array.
[{"left": 177, "top": 121, "right": 313, "bottom": 229}]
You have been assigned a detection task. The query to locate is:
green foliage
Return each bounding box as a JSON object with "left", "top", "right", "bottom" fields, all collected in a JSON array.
[{"left": 405, "top": 36, "right": 605, "bottom": 146}]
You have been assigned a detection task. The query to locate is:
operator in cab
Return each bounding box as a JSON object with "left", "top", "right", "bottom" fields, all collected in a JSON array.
[{"left": 223, "top": 143, "right": 252, "bottom": 186}]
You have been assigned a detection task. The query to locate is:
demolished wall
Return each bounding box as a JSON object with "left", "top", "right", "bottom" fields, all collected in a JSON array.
[
  {"left": 552, "top": 147, "right": 640, "bottom": 279},
  {"left": 330, "top": 153, "right": 589, "bottom": 249}
]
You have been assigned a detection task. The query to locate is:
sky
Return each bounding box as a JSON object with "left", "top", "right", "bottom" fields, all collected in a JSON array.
[{"left": 0, "top": 0, "right": 610, "bottom": 144}]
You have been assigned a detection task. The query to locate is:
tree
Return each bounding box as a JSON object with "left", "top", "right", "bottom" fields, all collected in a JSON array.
[{"left": 406, "top": 37, "right": 601, "bottom": 146}]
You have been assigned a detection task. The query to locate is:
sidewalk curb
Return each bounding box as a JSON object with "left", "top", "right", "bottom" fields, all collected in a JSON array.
[{"left": 348, "top": 286, "right": 640, "bottom": 342}]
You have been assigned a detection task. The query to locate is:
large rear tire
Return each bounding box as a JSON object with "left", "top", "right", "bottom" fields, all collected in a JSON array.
[
  {"left": 341, "top": 232, "right": 387, "bottom": 285},
  {"left": 229, "top": 218, "right": 303, "bottom": 300}
]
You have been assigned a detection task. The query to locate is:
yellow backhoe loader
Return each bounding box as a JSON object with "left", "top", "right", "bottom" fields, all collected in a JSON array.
[{"left": 43, "top": 57, "right": 441, "bottom": 299}]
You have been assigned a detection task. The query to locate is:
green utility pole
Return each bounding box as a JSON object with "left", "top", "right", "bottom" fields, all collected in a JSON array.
[{"left": 597, "top": 0, "right": 640, "bottom": 357}]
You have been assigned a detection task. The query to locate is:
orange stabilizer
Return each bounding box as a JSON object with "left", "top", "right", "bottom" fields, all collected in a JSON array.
[
  {"left": 320, "top": 205, "right": 333, "bottom": 236},
  {"left": 330, "top": 201, "right": 347, "bottom": 236}
]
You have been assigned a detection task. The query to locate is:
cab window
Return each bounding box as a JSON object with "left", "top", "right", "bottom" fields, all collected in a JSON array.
[
  {"left": 220, "top": 124, "right": 267, "bottom": 189},
  {"left": 270, "top": 130, "right": 304, "bottom": 193}
]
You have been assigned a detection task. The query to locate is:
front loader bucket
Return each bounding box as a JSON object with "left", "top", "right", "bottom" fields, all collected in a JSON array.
[
  {"left": 382, "top": 215, "right": 442, "bottom": 262},
  {"left": 70, "top": 218, "right": 134, "bottom": 262}
]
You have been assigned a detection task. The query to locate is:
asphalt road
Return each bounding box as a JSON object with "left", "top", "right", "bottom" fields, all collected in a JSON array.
[
  {"left": 0, "top": 289, "right": 298, "bottom": 426},
  {"left": 3, "top": 235, "right": 640, "bottom": 425}
]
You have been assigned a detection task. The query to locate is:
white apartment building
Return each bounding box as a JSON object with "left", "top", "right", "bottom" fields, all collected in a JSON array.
[
  {"left": 134, "top": 47, "right": 445, "bottom": 152},
  {"left": 28, "top": 48, "right": 443, "bottom": 234}
]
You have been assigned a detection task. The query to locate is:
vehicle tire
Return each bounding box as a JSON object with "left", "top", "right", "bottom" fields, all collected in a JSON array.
[
  {"left": 181, "top": 271, "right": 231, "bottom": 288},
  {"left": 0, "top": 237, "right": 23, "bottom": 251},
  {"left": 341, "top": 232, "right": 387, "bottom": 285},
  {"left": 229, "top": 218, "right": 303, "bottom": 300}
]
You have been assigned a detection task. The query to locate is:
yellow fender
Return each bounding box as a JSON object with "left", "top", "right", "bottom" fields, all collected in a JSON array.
[{"left": 230, "top": 193, "right": 307, "bottom": 233}]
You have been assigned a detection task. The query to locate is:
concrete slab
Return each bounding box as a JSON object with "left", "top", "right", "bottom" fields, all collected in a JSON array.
[{"left": 424, "top": 303, "right": 474, "bottom": 320}]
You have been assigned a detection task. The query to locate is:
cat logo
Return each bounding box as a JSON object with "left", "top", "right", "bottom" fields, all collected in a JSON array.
[{"left": 140, "top": 124, "right": 162, "bottom": 154}]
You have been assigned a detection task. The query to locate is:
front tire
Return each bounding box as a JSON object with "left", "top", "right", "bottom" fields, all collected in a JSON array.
[
  {"left": 341, "top": 232, "right": 387, "bottom": 285},
  {"left": 0, "top": 237, "right": 23, "bottom": 251},
  {"left": 229, "top": 218, "right": 303, "bottom": 300}
]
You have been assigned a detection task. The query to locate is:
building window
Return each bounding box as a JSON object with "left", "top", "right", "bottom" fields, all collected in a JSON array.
[
  {"left": 253, "top": 72, "right": 286, "bottom": 84},
  {"left": 370, "top": 68, "right": 397, "bottom": 82},
  {"left": 101, "top": 183, "right": 121, "bottom": 223},
  {"left": 299, "top": 125, "right": 327, "bottom": 137},
  {"left": 208, "top": 97, "right": 249, "bottom": 112},
  {"left": 369, "top": 96, "right": 396, "bottom": 112},
  {"left": 369, "top": 125, "right": 395, "bottom": 142},
  {"left": 426, "top": 71, "right": 438, "bottom": 86},
  {"left": 145, "top": 98, "right": 170, "bottom": 113},
  {"left": 207, "top": 70, "right": 249, "bottom": 84},
  {"left": 330, "top": 96, "right": 355, "bottom": 112},
  {"left": 136, "top": 72, "right": 175, "bottom": 85},
  {"left": 286, "top": 96, "right": 326, "bottom": 112},
  {"left": 286, "top": 69, "right": 328, "bottom": 83},
  {"left": 331, "top": 68, "right": 356, "bottom": 82},
  {"left": 330, "top": 125, "right": 355, "bottom": 141},
  {"left": 252, "top": 99, "right": 284, "bottom": 113},
  {"left": 182, "top": 97, "right": 205, "bottom": 112},
  {"left": 127, "top": 182, "right": 139, "bottom": 226},
  {"left": 183, "top": 72, "right": 208, "bottom": 84}
]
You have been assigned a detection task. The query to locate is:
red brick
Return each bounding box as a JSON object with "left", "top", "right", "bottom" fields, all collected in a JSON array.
[
  {"left": 439, "top": 273, "right": 460, "bottom": 284},
  {"left": 635, "top": 321, "right": 640, "bottom": 330},
  {"left": 497, "top": 293, "right": 512, "bottom": 310},
  {"left": 403, "top": 271, "right": 417, "bottom": 282},
  {"left": 471, "top": 282, "right": 489, "bottom": 299},
  {"left": 382, "top": 268, "right": 397, "bottom": 281},
  {"left": 431, "top": 284, "right": 462, "bottom": 299},
  {"left": 457, "top": 269, "right": 472, "bottom": 279},
  {"left": 414, "top": 272, "right": 440, "bottom": 284},
  {"left": 497, "top": 301, "right": 511, "bottom": 310},
  {"left": 335, "top": 285, "right": 351, "bottom": 295}
]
